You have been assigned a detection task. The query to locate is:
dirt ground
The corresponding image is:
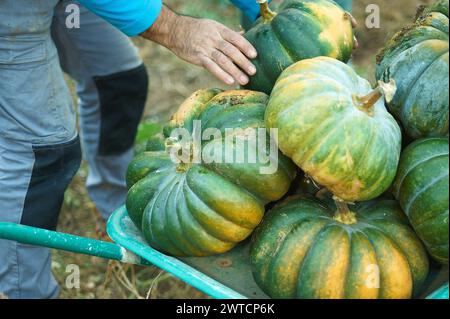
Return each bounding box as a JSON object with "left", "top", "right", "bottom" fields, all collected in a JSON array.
[{"left": 54, "top": 0, "right": 433, "bottom": 299}]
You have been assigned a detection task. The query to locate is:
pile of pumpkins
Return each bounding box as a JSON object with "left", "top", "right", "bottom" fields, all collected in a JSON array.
[{"left": 126, "top": 0, "right": 449, "bottom": 299}]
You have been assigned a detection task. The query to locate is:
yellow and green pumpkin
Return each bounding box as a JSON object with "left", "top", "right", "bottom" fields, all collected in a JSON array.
[
  {"left": 126, "top": 89, "right": 296, "bottom": 257},
  {"left": 250, "top": 196, "right": 429, "bottom": 299},
  {"left": 376, "top": 0, "right": 449, "bottom": 139},
  {"left": 265, "top": 56, "right": 402, "bottom": 202},
  {"left": 244, "top": 0, "right": 354, "bottom": 94},
  {"left": 392, "top": 137, "right": 449, "bottom": 264}
]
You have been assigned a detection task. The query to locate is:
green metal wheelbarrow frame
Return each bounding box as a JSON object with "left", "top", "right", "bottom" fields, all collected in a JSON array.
[{"left": 0, "top": 206, "right": 448, "bottom": 299}]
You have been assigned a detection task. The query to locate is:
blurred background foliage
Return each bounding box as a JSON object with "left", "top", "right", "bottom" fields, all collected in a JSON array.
[{"left": 56, "top": 0, "right": 432, "bottom": 299}]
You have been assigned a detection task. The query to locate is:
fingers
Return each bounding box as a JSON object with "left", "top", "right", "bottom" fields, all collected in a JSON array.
[
  {"left": 211, "top": 50, "right": 249, "bottom": 85},
  {"left": 221, "top": 28, "right": 257, "bottom": 59},
  {"left": 201, "top": 56, "right": 235, "bottom": 85},
  {"left": 345, "top": 11, "right": 358, "bottom": 28},
  {"left": 353, "top": 36, "right": 359, "bottom": 50},
  {"left": 344, "top": 12, "right": 358, "bottom": 51},
  {"left": 218, "top": 40, "right": 256, "bottom": 77},
  {"left": 350, "top": 14, "right": 358, "bottom": 28}
]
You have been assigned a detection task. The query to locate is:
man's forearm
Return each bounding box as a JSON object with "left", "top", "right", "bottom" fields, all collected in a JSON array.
[
  {"left": 140, "top": 5, "right": 182, "bottom": 50},
  {"left": 79, "top": 1, "right": 257, "bottom": 86}
]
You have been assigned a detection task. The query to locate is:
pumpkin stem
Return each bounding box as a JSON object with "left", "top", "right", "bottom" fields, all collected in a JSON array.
[
  {"left": 257, "top": 0, "right": 277, "bottom": 22},
  {"left": 165, "top": 137, "right": 194, "bottom": 166},
  {"left": 333, "top": 196, "right": 357, "bottom": 225},
  {"left": 356, "top": 79, "right": 397, "bottom": 115}
]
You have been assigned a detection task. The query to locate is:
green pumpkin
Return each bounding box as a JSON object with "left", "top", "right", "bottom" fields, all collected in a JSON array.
[
  {"left": 265, "top": 56, "right": 402, "bottom": 202},
  {"left": 250, "top": 196, "right": 429, "bottom": 299},
  {"left": 376, "top": 0, "right": 449, "bottom": 139},
  {"left": 126, "top": 89, "right": 297, "bottom": 257},
  {"left": 392, "top": 137, "right": 449, "bottom": 264},
  {"left": 244, "top": 0, "right": 354, "bottom": 94},
  {"left": 145, "top": 132, "right": 165, "bottom": 152}
]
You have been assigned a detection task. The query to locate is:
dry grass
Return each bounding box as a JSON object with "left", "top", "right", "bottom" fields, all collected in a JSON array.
[{"left": 54, "top": 0, "right": 433, "bottom": 299}]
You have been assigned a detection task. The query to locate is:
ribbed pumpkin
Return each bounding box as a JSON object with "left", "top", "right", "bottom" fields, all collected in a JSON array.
[
  {"left": 250, "top": 196, "right": 429, "bottom": 299},
  {"left": 392, "top": 137, "right": 449, "bottom": 264},
  {"left": 376, "top": 0, "right": 449, "bottom": 139},
  {"left": 265, "top": 56, "right": 402, "bottom": 202},
  {"left": 244, "top": 0, "right": 354, "bottom": 94},
  {"left": 126, "top": 89, "right": 296, "bottom": 257}
]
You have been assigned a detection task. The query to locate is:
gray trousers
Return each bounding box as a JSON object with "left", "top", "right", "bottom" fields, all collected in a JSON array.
[
  {"left": 52, "top": 3, "right": 147, "bottom": 219},
  {"left": 0, "top": 1, "right": 148, "bottom": 298}
]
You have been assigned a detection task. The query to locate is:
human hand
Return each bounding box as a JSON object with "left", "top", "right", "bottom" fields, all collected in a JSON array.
[{"left": 141, "top": 6, "right": 257, "bottom": 86}]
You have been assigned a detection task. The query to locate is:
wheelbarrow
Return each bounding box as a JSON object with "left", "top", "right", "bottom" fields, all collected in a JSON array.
[{"left": 0, "top": 206, "right": 448, "bottom": 299}]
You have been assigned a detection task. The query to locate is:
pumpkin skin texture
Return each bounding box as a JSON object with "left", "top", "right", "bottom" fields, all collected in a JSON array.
[
  {"left": 146, "top": 133, "right": 165, "bottom": 152},
  {"left": 250, "top": 196, "right": 429, "bottom": 299},
  {"left": 376, "top": 0, "right": 449, "bottom": 139},
  {"left": 126, "top": 89, "right": 297, "bottom": 257},
  {"left": 244, "top": 0, "right": 354, "bottom": 94},
  {"left": 265, "top": 56, "right": 402, "bottom": 202},
  {"left": 392, "top": 137, "right": 449, "bottom": 264}
]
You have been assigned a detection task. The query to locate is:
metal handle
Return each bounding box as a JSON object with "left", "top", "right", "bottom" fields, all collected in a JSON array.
[{"left": 0, "top": 222, "right": 148, "bottom": 265}]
